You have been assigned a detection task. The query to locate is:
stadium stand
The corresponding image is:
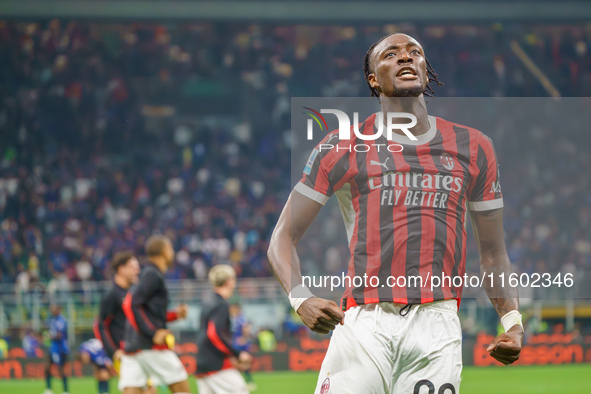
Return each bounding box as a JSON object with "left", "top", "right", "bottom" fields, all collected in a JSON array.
[{"left": 0, "top": 21, "right": 589, "bottom": 288}]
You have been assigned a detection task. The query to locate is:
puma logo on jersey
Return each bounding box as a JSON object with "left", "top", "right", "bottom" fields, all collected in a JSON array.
[
  {"left": 490, "top": 181, "right": 501, "bottom": 193},
  {"left": 370, "top": 157, "right": 390, "bottom": 170},
  {"left": 325, "top": 134, "right": 338, "bottom": 144}
]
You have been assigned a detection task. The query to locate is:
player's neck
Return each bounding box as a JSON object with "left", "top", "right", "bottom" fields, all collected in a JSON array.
[
  {"left": 113, "top": 274, "right": 130, "bottom": 289},
  {"left": 148, "top": 257, "right": 168, "bottom": 273},
  {"left": 215, "top": 287, "right": 232, "bottom": 300},
  {"left": 379, "top": 95, "right": 430, "bottom": 137}
]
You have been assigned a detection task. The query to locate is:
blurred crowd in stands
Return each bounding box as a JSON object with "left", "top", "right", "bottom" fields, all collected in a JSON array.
[{"left": 0, "top": 20, "right": 590, "bottom": 291}]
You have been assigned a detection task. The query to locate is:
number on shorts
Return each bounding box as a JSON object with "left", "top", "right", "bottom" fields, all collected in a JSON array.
[{"left": 413, "top": 380, "right": 456, "bottom": 394}]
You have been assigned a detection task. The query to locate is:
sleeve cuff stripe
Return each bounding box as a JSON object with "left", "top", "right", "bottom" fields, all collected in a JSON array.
[
  {"left": 294, "top": 183, "right": 329, "bottom": 205},
  {"left": 469, "top": 198, "right": 504, "bottom": 211}
]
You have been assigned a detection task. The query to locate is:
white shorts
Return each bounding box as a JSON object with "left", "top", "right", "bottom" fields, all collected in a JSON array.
[
  {"left": 118, "top": 349, "right": 188, "bottom": 391},
  {"left": 314, "top": 299, "right": 462, "bottom": 394},
  {"left": 197, "top": 368, "right": 249, "bottom": 394}
]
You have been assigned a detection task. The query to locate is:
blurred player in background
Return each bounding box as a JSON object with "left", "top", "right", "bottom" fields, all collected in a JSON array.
[
  {"left": 269, "top": 33, "right": 523, "bottom": 393},
  {"left": 23, "top": 329, "right": 41, "bottom": 358},
  {"left": 196, "top": 265, "right": 252, "bottom": 394},
  {"left": 119, "top": 235, "right": 190, "bottom": 394},
  {"left": 78, "top": 338, "right": 115, "bottom": 394},
  {"left": 95, "top": 251, "right": 140, "bottom": 371},
  {"left": 43, "top": 305, "right": 69, "bottom": 394},
  {"left": 95, "top": 251, "right": 158, "bottom": 393},
  {"left": 230, "top": 302, "right": 256, "bottom": 391}
]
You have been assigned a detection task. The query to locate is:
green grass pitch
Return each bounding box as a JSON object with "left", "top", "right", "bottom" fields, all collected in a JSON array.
[{"left": 0, "top": 365, "right": 589, "bottom": 393}]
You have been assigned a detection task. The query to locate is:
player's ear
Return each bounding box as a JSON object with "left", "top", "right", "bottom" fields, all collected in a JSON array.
[{"left": 367, "top": 73, "right": 380, "bottom": 89}]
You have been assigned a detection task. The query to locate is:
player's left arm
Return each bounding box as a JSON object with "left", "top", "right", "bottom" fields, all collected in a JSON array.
[
  {"left": 471, "top": 207, "right": 523, "bottom": 365},
  {"left": 469, "top": 134, "right": 522, "bottom": 365}
]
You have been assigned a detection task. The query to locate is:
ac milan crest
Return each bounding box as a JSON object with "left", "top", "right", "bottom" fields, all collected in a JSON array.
[
  {"left": 440, "top": 152, "right": 455, "bottom": 171},
  {"left": 320, "top": 377, "right": 330, "bottom": 394}
]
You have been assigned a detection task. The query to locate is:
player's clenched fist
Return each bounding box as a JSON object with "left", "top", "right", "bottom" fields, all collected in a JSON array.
[
  {"left": 238, "top": 351, "right": 253, "bottom": 371},
  {"left": 176, "top": 304, "right": 188, "bottom": 319},
  {"left": 113, "top": 349, "right": 123, "bottom": 362},
  {"left": 152, "top": 328, "right": 170, "bottom": 345},
  {"left": 487, "top": 325, "right": 523, "bottom": 365},
  {"left": 297, "top": 298, "right": 344, "bottom": 334},
  {"left": 229, "top": 351, "right": 253, "bottom": 372}
]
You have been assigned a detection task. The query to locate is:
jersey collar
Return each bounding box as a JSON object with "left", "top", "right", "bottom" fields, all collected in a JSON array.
[{"left": 372, "top": 114, "right": 438, "bottom": 146}]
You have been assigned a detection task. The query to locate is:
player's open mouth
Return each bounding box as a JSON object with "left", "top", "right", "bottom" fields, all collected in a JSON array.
[{"left": 396, "top": 67, "right": 418, "bottom": 80}]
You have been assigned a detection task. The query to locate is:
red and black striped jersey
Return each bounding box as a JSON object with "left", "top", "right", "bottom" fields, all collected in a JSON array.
[{"left": 295, "top": 113, "right": 503, "bottom": 310}]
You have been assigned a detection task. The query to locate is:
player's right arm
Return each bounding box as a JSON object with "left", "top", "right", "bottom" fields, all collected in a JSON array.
[
  {"left": 268, "top": 191, "right": 344, "bottom": 334},
  {"left": 269, "top": 132, "right": 350, "bottom": 334}
]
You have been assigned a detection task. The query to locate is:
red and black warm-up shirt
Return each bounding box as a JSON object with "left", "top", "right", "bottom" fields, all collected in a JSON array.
[
  {"left": 122, "top": 263, "right": 180, "bottom": 353},
  {"left": 296, "top": 113, "right": 503, "bottom": 309},
  {"left": 94, "top": 283, "right": 127, "bottom": 358},
  {"left": 196, "top": 293, "right": 240, "bottom": 376}
]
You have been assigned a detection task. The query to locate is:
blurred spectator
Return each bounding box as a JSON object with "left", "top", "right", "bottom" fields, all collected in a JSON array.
[{"left": 257, "top": 328, "right": 277, "bottom": 352}]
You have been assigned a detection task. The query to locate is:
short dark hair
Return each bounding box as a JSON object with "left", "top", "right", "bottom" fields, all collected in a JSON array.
[
  {"left": 145, "top": 235, "right": 171, "bottom": 257},
  {"left": 110, "top": 250, "right": 135, "bottom": 274}
]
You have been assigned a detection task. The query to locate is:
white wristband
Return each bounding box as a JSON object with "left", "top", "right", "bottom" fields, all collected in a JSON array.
[
  {"left": 288, "top": 284, "right": 316, "bottom": 312},
  {"left": 501, "top": 310, "right": 523, "bottom": 332}
]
